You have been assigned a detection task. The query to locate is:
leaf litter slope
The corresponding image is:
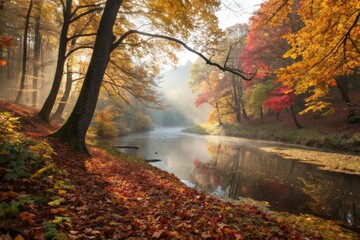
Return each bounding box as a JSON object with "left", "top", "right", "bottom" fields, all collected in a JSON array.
[{"left": 52, "top": 144, "right": 321, "bottom": 239}]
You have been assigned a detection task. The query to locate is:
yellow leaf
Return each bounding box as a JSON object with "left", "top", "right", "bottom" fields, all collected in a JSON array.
[
  {"left": 94, "top": 216, "right": 106, "bottom": 222},
  {"left": 58, "top": 190, "right": 67, "bottom": 195},
  {"left": 52, "top": 216, "right": 63, "bottom": 223},
  {"left": 109, "top": 221, "right": 120, "bottom": 226},
  {"left": 14, "top": 235, "right": 24, "bottom": 240},
  {"left": 48, "top": 198, "right": 65, "bottom": 206},
  {"left": 31, "top": 164, "right": 55, "bottom": 179},
  {"left": 52, "top": 216, "right": 71, "bottom": 223}
]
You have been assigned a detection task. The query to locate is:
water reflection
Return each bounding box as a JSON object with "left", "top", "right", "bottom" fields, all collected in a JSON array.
[
  {"left": 115, "top": 127, "right": 360, "bottom": 230},
  {"left": 190, "top": 143, "right": 360, "bottom": 230}
]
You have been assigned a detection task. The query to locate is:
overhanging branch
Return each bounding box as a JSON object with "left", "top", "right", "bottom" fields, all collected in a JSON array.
[{"left": 112, "top": 30, "right": 256, "bottom": 80}]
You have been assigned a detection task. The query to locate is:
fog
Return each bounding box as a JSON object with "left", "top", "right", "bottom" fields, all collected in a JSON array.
[{"left": 147, "top": 61, "right": 211, "bottom": 127}]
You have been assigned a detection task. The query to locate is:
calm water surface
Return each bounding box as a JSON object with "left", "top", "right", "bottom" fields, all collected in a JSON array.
[{"left": 115, "top": 127, "right": 360, "bottom": 231}]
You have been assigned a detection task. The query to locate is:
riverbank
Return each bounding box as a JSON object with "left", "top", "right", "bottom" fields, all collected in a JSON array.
[
  {"left": 184, "top": 123, "right": 360, "bottom": 174},
  {"left": 185, "top": 123, "right": 360, "bottom": 153},
  {"left": 185, "top": 88, "right": 360, "bottom": 154},
  {"left": 1, "top": 100, "right": 359, "bottom": 239}
]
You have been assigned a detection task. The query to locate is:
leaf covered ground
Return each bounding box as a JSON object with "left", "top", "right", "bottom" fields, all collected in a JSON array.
[{"left": 1, "top": 99, "right": 359, "bottom": 239}]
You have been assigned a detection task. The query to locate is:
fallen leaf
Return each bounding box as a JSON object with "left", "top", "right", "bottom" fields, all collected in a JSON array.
[
  {"left": 14, "top": 235, "right": 24, "bottom": 240},
  {"left": 152, "top": 230, "right": 164, "bottom": 238},
  {"left": 0, "top": 191, "right": 19, "bottom": 201},
  {"left": 19, "top": 212, "right": 36, "bottom": 225},
  {"left": 94, "top": 216, "right": 106, "bottom": 223},
  {"left": 50, "top": 207, "right": 68, "bottom": 214},
  {"left": 57, "top": 190, "right": 67, "bottom": 195},
  {"left": 0, "top": 233, "right": 12, "bottom": 240},
  {"left": 48, "top": 198, "right": 65, "bottom": 206}
]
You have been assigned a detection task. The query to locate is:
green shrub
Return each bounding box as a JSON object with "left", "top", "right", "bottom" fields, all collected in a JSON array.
[
  {"left": 0, "top": 194, "right": 34, "bottom": 217},
  {"left": 0, "top": 112, "right": 55, "bottom": 181}
]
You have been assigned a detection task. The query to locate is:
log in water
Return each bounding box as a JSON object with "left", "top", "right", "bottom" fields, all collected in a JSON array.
[{"left": 113, "top": 145, "right": 139, "bottom": 149}]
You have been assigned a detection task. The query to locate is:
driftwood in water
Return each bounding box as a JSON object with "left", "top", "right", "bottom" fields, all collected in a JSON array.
[
  {"left": 113, "top": 145, "right": 139, "bottom": 149},
  {"left": 145, "top": 159, "right": 162, "bottom": 162}
]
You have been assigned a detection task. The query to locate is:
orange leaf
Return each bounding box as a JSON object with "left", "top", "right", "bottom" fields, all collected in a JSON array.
[
  {"left": 19, "top": 212, "right": 36, "bottom": 225},
  {"left": 0, "top": 59, "right": 7, "bottom": 67},
  {"left": 0, "top": 191, "right": 18, "bottom": 201},
  {"left": 50, "top": 207, "right": 68, "bottom": 214}
]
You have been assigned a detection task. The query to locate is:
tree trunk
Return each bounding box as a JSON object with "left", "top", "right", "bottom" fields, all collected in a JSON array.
[
  {"left": 0, "top": 47, "right": 3, "bottom": 90},
  {"left": 51, "top": 11, "right": 95, "bottom": 120},
  {"left": 15, "top": 0, "right": 33, "bottom": 104},
  {"left": 260, "top": 107, "right": 263, "bottom": 124},
  {"left": 215, "top": 101, "right": 222, "bottom": 125},
  {"left": 36, "top": 0, "right": 72, "bottom": 122},
  {"left": 231, "top": 74, "right": 241, "bottom": 123},
  {"left": 6, "top": 46, "right": 12, "bottom": 82},
  {"left": 51, "top": 57, "right": 73, "bottom": 121},
  {"left": 32, "top": 14, "right": 41, "bottom": 108},
  {"left": 336, "top": 77, "right": 356, "bottom": 119},
  {"left": 290, "top": 104, "right": 302, "bottom": 129},
  {"left": 51, "top": 0, "right": 123, "bottom": 155}
]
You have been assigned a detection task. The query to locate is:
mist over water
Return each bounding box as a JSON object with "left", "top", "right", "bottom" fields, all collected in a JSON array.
[{"left": 148, "top": 61, "right": 211, "bottom": 127}]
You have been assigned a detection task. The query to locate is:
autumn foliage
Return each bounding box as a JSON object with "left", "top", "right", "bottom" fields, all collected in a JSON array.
[
  {"left": 190, "top": 0, "right": 359, "bottom": 128},
  {"left": 264, "top": 85, "right": 296, "bottom": 112},
  {"left": 0, "top": 36, "right": 12, "bottom": 66}
]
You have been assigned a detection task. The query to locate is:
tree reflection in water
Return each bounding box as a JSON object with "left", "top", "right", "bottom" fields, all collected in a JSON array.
[{"left": 190, "top": 143, "right": 360, "bottom": 230}]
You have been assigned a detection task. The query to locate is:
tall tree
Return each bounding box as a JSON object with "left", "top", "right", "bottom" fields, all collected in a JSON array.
[
  {"left": 264, "top": 84, "right": 302, "bottom": 128},
  {"left": 225, "top": 24, "right": 249, "bottom": 123},
  {"left": 52, "top": 0, "right": 123, "bottom": 154},
  {"left": 14, "top": 0, "right": 33, "bottom": 104},
  {"left": 51, "top": 12, "right": 98, "bottom": 121},
  {"left": 190, "top": 60, "right": 226, "bottom": 125},
  {"left": 32, "top": 13, "right": 41, "bottom": 108},
  {"left": 37, "top": 0, "right": 101, "bottom": 122},
  {"left": 239, "top": 0, "right": 303, "bottom": 123},
  {"left": 36, "top": 0, "right": 72, "bottom": 121}
]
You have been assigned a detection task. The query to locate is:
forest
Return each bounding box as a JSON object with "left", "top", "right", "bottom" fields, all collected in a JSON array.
[
  {"left": 1, "top": 0, "right": 359, "bottom": 153},
  {"left": 0, "top": 0, "right": 360, "bottom": 239}
]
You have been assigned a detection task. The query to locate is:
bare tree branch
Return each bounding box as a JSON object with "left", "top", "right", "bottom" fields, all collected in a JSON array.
[
  {"left": 103, "top": 78, "right": 133, "bottom": 107},
  {"left": 224, "top": 36, "right": 245, "bottom": 68},
  {"left": 65, "top": 46, "right": 93, "bottom": 59},
  {"left": 71, "top": 2, "right": 105, "bottom": 18},
  {"left": 70, "top": 7, "right": 103, "bottom": 23},
  {"left": 67, "top": 32, "right": 97, "bottom": 41}
]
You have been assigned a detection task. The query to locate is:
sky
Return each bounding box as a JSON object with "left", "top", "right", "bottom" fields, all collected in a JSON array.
[{"left": 217, "top": 0, "right": 264, "bottom": 29}]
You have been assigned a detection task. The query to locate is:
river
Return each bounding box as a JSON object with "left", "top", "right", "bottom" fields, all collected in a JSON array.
[{"left": 114, "top": 127, "right": 360, "bottom": 231}]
